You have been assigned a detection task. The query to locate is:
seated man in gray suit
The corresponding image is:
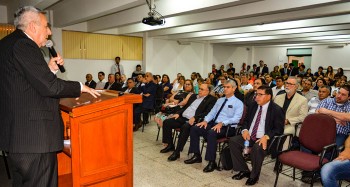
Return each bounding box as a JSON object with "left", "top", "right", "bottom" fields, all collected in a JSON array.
[{"left": 230, "top": 85, "right": 284, "bottom": 185}]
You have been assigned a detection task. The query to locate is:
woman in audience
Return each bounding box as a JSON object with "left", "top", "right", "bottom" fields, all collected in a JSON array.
[
  {"left": 313, "top": 78, "right": 326, "bottom": 90},
  {"left": 172, "top": 73, "right": 182, "bottom": 85},
  {"left": 114, "top": 72, "right": 123, "bottom": 89},
  {"left": 171, "top": 76, "right": 185, "bottom": 95},
  {"left": 314, "top": 66, "right": 324, "bottom": 77},
  {"left": 335, "top": 67, "right": 344, "bottom": 78},
  {"left": 208, "top": 73, "right": 216, "bottom": 86},
  {"left": 240, "top": 62, "right": 247, "bottom": 73},
  {"left": 331, "top": 79, "right": 341, "bottom": 97},
  {"left": 325, "top": 66, "right": 335, "bottom": 80},
  {"left": 248, "top": 71, "right": 255, "bottom": 85},
  {"left": 194, "top": 77, "right": 204, "bottom": 94},
  {"left": 161, "top": 74, "right": 173, "bottom": 99},
  {"left": 305, "top": 68, "right": 313, "bottom": 78},
  {"left": 154, "top": 80, "right": 194, "bottom": 127},
  {"left": 270, "top": 65, "right": 281, "bottom": 79}
]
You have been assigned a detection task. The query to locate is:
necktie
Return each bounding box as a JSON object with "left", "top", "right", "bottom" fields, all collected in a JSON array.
[
  {"left": 251, "top": 106, "right": 262, "bottom": 141},
  {"left": 213, "top": 98, "right": 228, "bottom": 122},
  {"left": 117, "top": 64, "right": 121, "bottom": 74}
]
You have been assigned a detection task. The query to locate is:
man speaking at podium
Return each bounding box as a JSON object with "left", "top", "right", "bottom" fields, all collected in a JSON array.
[{"left": 0, "top": 6, "right": 100, "bottom": 186}]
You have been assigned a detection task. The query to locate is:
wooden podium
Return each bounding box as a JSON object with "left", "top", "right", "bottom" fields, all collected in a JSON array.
[{"left": 57, "top": 91, "right": 141, "bottom": 187}]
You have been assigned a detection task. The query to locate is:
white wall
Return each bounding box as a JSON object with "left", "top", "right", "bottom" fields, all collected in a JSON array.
[
  {"left": 212, "top": 45, "right": 250, "bottom": 73},
  {"left": 252, "top": 46, "right": 288, "bottom": 69},
  {"left": 0, "top": 5, "right": 7, "bottom": 23},
  {"left": 146, "top": 38, "right": 206, "bottom": 81}
]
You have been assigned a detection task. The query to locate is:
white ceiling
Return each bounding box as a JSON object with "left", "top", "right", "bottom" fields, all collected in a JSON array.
[{"left": 2, "top": 0, "right": 350, "bottom": 46}]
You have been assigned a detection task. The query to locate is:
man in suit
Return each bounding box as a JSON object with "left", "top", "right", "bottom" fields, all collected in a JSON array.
[
  {"left": 95, "top": 71, "right": 106, "bottom": 89},
  {"left": 230, "top": 85, "right": 284, "bottom": 185},
  {"left": 184, "top": 80, "right": 243, "bottom": 172},
  {"left": 0, "top": 6, "right": 100, "bottom": 186},
  {"left": 160, "top": 84, "right": 216, "bottom": 161},
  {"left": 280, "top": 63, "right": 290, "bottom": 76},
  {"left": 244, "top": 78, "right": 265, "bottom": 107},
  {"left": 104, "top": 74, "right": 122, "bottom": 91},
  {"left": 264, "top": 74, "right": 276, "bottom": 88},
  {"left": 274, "top": 77, "right": 308, "bottom": 136},
  {"left": 85, "top": 73, "right": 97, "bottom": 88},
  {"left": 122, "top": 78, "right": 141, "bottom": 94},
  {"left": 289, "top": 63, "right": 299, "bottom": 76},
  {"left": 255, "top": 60, "right": 269, "bottom": 76}
]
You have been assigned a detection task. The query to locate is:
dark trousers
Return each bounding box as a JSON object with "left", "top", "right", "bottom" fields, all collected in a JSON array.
[
  {"left": 162, "top": 116, "right": 188, "bottom": 145},
  {"left": 8, "top": 152, "right": 58, "bottom": 187},
  {"left": 175, "top": 123, "right": 193, "bottom": 153},
  {"left": 134, "top": 106, "right": 152, "bottom": 125},
  {"left": 229, "top": 136, "right": 266, "bottom": 179},
  {"left": 188, "top": 122, "right": 236, "bottom": 161}
]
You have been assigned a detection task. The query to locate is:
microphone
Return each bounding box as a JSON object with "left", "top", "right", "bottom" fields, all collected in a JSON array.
[{"left": 45, "top": 40, "right": 65, "bottom": 73}]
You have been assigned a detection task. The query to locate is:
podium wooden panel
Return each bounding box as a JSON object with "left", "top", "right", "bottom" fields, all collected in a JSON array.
[{"left": 58, "top": 91, "right": 141, "bottom": 187}]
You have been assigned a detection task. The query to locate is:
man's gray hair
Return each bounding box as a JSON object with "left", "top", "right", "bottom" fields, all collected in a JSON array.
[
  {"left": 225, "top": 79, "right": 237, "bottom": 87},
  {"left": 14, "top": 6, "right": 43, "bottom": 30},
  {"left": 288, "top": 76, "right": 299, "bottom": 86}
]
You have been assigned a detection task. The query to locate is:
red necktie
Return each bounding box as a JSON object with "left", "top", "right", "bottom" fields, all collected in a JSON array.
[{"left": 251, "top": 106, "right": 262, "bottom": 141}]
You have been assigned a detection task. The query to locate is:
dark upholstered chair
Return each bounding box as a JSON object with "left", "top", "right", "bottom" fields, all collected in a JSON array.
[
  {"left": 274, "top": 113, "right": 337, "bottom": 187},
  {"left": 2, "top": 150, "right": 11, "bottom": 179}
]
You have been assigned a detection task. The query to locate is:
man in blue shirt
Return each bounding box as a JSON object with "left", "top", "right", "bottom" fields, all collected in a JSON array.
[
  {"left": 184, "top": 80, "right": 244, "bottom": 172},
  {"left": 317, "top": 84, "right": 350, "bottom": 147}
]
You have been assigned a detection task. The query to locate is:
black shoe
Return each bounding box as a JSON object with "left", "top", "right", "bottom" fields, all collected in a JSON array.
[
  {"left": 184, "top": 154, "right": 202, "bottom": 164},
  {"left": 232, "top": 171, "right": 251, "bottom": 180},
  {"left": 160, "top": 145, "right": 175, "bottom": 153},
  {"left": 203, "top": 161, "right": 217, "bottom": 173},
  {"left": 167, "top": 151, "right": 180, "bottom": 161},
  {"left": 246, "top": 177, "right": 259, "bottom": 185}
]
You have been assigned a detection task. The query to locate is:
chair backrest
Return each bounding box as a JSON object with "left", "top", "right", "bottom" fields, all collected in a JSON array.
[{"left": 299, "top": 113, "right": 336, "bottom": 153}]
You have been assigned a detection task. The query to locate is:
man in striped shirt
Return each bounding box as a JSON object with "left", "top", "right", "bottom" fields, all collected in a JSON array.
[{"left": 316, "top": 84, "right": 350, "bottom": 147}]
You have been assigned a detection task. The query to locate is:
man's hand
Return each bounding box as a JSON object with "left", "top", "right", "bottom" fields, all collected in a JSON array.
[
  {"left": 256, "top": 135, "right": 268, "bottom": 150},
  {"left": 335, "top": 150, "right": 350, "bottom": 161},
  {"left": 284, "top": 119, "right": 289, "bottom": 125},
  {"left": 317, "top": 108, "right": 331, "bottom": 114},
  {"left": 196, "top": 121, "right": 208, "bottom": 129},
  {"left": 211, "top": 122, "right": 223, "bottom": 133},
  {"left": 81, "top": 85, "right": 101, "bottom": 98},
  {"left": 172, "top": 114, "right": 179, "bottom": 119},
  {"left": 143, "top": 93, "right": 150, "bottom": 97},
  {"left": 335, "top": 119, "right": 347, "bottom": 126},
  {"left": 242, "top": 130, "right": 250, "bottom": 141},
  {"left": 188, "top": 117, "right": 195, "bottom": 125},
  {"left": 48, "top": 53, "right": 64, "bottom": 72}
]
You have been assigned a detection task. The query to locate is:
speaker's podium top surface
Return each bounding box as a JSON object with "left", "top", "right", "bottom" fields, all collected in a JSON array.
[{"left": 59, "top": 90, "right": 142, "bottom": 117}]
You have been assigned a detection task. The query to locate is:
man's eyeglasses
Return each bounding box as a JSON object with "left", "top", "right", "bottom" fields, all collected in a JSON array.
[
  {"left": 185, "top": 84, "right": 191, "bottom": 86},
  {"left": 199, "top": 88, "right": 209, "bottom": 91}
]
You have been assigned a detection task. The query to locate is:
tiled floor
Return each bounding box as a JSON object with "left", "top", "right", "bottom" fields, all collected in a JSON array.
[
  {"left": 133, "top": 121, "right": 323, "bottom": 187},
  {"left": 0, "top": 120, "right": 325, "bottom": 186}
]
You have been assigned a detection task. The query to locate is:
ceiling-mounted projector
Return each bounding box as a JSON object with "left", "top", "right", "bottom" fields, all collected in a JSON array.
[
  {"left": 142, "top": 0, "right": 165, "bottom": 26},
  {"left": 142, "top": 16, "right": 164, "bottom": 26}
]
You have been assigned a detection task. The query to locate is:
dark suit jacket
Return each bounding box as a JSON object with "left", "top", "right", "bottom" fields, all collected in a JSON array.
[
  {"left": 122, "top": 87, "right": 141, "bottom": 94},
  {"left": 290, "top": 67, "right": 299, "bottom": 76},
  {"left": 267, "top": 82, "right": 276, "bottom": 88},
  {"left": 280, "top": 68, "right": 290, "bottom": 76},
  {"left": 176, "top": 94, "right": 217, "bottom": 122},
  {"left": 104, "top": 82, "right": 122, "bottom": 91},
  {"left": 85, "top": 80, "right": 97, "bottom": 88},
  {"left": 242, "top": 101, "right": 285, "bottom": 139},
  {"left": 142, "top": 82, "right": 157, "bottom": 109},
  {"left": 0, "top": 29, "right": 81, "bottom": 153},
  {"left": 256, "top": 66, "right": 269, "bottom": 75}
]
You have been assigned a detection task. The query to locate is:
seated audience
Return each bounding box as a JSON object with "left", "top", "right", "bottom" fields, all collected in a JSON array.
[
  {"left": 230, "top": 85, "right": 284, "bottom": 186},
  {"left": 135, "top": 74, "right": 145, "bottom": 91},
  {"left": 335, "top": 67, "right": 344, "bottom": 78},
  {"left": 121, "top": 74, "right": 127, "bottom": 89},
  {"left": 211, "top": 75, "right": 225, "bottom": 98},
  {"left": 301, "top": 79, "right": 318, "bottom": 101},
  {"left": 161, "top": 74, "right": 173, "bottom": 99},
  {"left": 270, "top": 66, "right": 281, "bottom": 79},
  {"left": 289, "top": 63, "right": 299, "bottom": 76},
  {"left": 272, "top": 76, "right": 284, "bottom": 98},
  {"left": 104, "top": 74, "right": 121, "bottom": 91},
  {"left": 304, "top": 68, "right": 313, "bottom": 78},
  {"left": 241, "top": 73, "right": 253, "bottom": 95},
  {"left": 227, "top": 62, "right": 235, "bottom": 75},
  {"left": 85, "top": 73, "right": 96, "bottom": 88},
  {"left": 185, "top": 80, "right": 243, "bottom": 173},
  {"left": 280, "top": 63, "right": 290, "bottom": 77},
  {"left": 308, "top": 86, "right": 330, "bottom": 114},
  {"left": 274, "top": 77, "right": 308, "bottom": 136},
  {"left": 321, "top": 136, "right": 350, "bottom": 187},
  {"left": 325, "top": 66, "right": 335, "bottom": 80},
  {"left": 316, "top": 84, "right": 350, "bottom": 147},
  {"left": 171, "top": 76, "right": 185, "bottom": 95},
  {"left": 131, "top": 64, "right": 145, "bottom": 80},
  {"left": 194, "top": 77, "right": 204, "bottom": 94},
  {"left": 160, "top": 84, "right": 216, "bottom": 160},
  {"left": 314, "top": 66, "right": 325, "bottom": 77},
  {"left": 314, "top": 78, "right": 326, "bottom": 91},
  {"left": 265, "top": 74, "right": 275, "bottom": 88},
  {"left": 95, "top": 71, "right": 106, "bottom": 89},
  {"left": 244, "top": 78, "right": 265, "bottom": 107},
  {"left": 191, "top": 72, "right": 198, "bottom": 87}
]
